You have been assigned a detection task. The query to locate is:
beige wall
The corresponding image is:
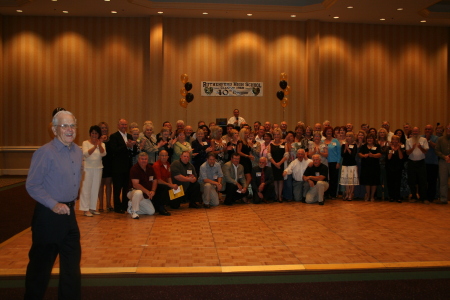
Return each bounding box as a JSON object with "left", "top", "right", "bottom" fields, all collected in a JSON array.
[{"left": 0, "top": 16, "right": 448, "bottom": 173}]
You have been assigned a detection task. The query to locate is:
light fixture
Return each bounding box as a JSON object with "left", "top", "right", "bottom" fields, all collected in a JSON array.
[
  {"left": 63, "top": 11, "right": 68, "bottom": 13},
  {"left": 397, "top": 8, "right": 403, "bottom": 11},
  {"left": 16, "top": 9, "right": 22, "bottom": 12},
  {"left": 111, "top": 11, "right": 117, "bottom": 14},
  {"left": 291, "top": 15, "right": 296, "bottom": 18},
  {"left": 203, "top": 12, "right": 208, "bottom": 15},
  {"left": 347, "top": 6, "right": 353, "bottom": 9},
  {"left": 333, "top": 16, "right": 339, "bottom": 19},
  {"left": 420, "top": 20, "right": 426, "bottom": 23},
  {"left": 157, "top": 11, "right": 163, "bottom": 14},
  {"left": 247, "top": 14, "right": 252, "bottom": 16},
  {"left": 380, "top": 18, "right": 385, "bottom": 21},
  {"left": 104, "top": 0, "right": 111, "bottom": 1}
]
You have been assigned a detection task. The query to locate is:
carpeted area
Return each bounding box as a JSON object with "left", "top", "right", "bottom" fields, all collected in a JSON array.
[{"left": 0, "top": 183, "right": 35, "bottom": 244}]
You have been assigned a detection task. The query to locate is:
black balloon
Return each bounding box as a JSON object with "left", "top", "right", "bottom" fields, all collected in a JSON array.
[
  {"left": 276, "top": 91, "right": 284, "bottom": 100},
  {"left": 279, "top": 80, "right": 287, "bottom": 90},
  {"left": 185, "top": 82, "right": 193, "bottom": 91},
  {"left": 186, "top": 93, "right": 194, "bottom": 103}
]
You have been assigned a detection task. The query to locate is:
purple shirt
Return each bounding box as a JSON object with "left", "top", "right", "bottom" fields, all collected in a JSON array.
[{"left": 26, "top": 138, "right": 83, "bottom": 209}]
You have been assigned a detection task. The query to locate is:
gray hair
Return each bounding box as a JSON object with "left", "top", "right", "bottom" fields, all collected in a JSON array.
[{"left": 52, "top": 110, "right": 76, "bottom": 126}]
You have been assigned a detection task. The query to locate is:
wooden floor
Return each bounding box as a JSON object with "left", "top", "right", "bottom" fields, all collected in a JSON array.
[{"left": 1, "top": 197, "right": 450, "bottom": 276}]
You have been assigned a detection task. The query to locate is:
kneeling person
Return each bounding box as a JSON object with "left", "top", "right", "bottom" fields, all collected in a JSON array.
[
  {"left": 251, "top": 157, "right": 276, "bottom": 203},
  {"left": 199, "top": 152, "right": 223, "bottom": 208},
  {"left": 128, "top": 152, "right": 169, "bottom": 219},
  {"left": 302, "top": 154, "right": 329, "bottom": 205}
]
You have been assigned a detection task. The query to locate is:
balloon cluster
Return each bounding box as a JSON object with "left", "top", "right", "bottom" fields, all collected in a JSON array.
[
  {"left": 276, "top": 72, "right": 291, "bottom": 108},
  {"left": 180, "top": 74, "right": 194, "bottom": 108}
]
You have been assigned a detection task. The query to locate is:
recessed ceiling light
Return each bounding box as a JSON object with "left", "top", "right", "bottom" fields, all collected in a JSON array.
[
  {"left": 16, "top": 10, "right": 22, "bottom": 12},
  {"left": 420, "top": 20, "right": 426, "bottom": 23},
  {"left": 63, "top": 11, "right": 68, "bottom": 14},
  {"left": 104, "top": 0, "right": 111, "bottom": 2},
  {"left": 157, "top": 11, "right": 163, "bottom": 14},
  {"left": 111, "top": 11, "right": 117, "bottom": 14},
  {"left": 291, "top": 15, "right": 296, "bottom": 18},
  {"left": 347, "top": 6, "right": 353, "bottom": 9},
  {"left": 333, "top": 16, "right": 339, "bottom": 19},
  {"left": 397, "top": 8, "right": 403, "bottom": 11},
  {"left": 380, "top": 18, "right": 385, "bottom": 21},
  {"left": 247, "top": 14, "right": 252, "bottom": 16},
  {"left": 203, "top": 12, "right": 208, "bottom": 15},
  {"left": 52, "top": 0, "right": 58, "bottom": 2}
]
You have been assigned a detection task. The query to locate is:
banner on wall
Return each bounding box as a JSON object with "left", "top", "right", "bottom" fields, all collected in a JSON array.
[{"left": 201, "top": 81, "right": 263, "bottom": 97}]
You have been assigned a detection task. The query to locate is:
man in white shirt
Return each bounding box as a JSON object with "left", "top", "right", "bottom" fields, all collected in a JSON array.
[
  {"left": 406, "top": 127, "right": 429, "bottom": 203},
  {"left": 283, "top": 149, "right": 312, "bottom": 202},
  {"left": 382, "top": 121, "right": 394, "bottom": 141},
  {"left": 227, "top": 109, "right": 246, "bottom": 129}
]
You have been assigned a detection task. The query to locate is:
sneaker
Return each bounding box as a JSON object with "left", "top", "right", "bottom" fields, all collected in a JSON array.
[
  {"left": 90, "top": 210, "right": 100, "bottom": 215},
  {"left": 127, "top": 201, "right": 133, "bottom": 214},
  {"left": 131, "top": 212, "right": 139, "bottom": 219},
  {"left": 84, "top": 211, "right": 93, "bottom": 217}
]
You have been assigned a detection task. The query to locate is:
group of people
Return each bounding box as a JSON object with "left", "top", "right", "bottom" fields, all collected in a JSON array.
[{"left": 24, "top": 108, "right": 450, "bottom": 298}]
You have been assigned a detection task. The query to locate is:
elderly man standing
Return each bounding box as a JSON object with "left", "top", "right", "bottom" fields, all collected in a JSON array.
[
  {"left": 302, "top": 154, "right": 329, "bottom": 205},
  {"left": 406, "top": 127, "right": 429, "bottom": 203},
  {"left": 435, "top": 123, "right": 450, "bottom": 204},
  {"left": 199, "top": 152, "right": 223, "bottom": 208},
  {"left": 222, "top": 152, "right": 249, "bottom": 205},
  {"left": 283, "top": 149, "right": 312, "bottom": 202},
  {"left": 109, "top": 119, "right": 134, "bottom": 213},
  {"left": 127, "top": 152, "right": 170, "bottom": 219},
  {"left": 184, "top": 125, "right": 195, "bottom": 143},
  {"left": 227, "top": 109, "right": 246, "bottom": 129},
  {"left": 25, "top": 111, "right": 82, "bottom": 299},
  {"left": 382, "top": 121, "right": 394, "bottom": 141},
  {"left": 251, "top": 157, "right": 275, "bottom": 203},
  {"left": 171, "top": 151, "right": 202, "bottom": 208}
]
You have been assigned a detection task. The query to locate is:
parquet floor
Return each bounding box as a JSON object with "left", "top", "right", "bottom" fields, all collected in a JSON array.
[{"left": 1, "top": 198, "right": 450, "bottom": 276}]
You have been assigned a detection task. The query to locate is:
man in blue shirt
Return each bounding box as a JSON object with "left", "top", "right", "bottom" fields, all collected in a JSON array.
[
  {"left": 198, "top": 152, "right": 223, "bottom": 208},
  {"left": 25, "top": 110, "right": 82, "bottom": 300}
]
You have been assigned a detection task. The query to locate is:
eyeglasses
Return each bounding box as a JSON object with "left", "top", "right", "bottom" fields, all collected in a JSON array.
[{"left": 56, "top": 124, "right": 77, "bottom": 130}]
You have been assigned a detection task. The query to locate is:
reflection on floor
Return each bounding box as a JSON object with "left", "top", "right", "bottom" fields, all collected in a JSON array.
[{"left": 1, "top": 198, "right": 450, "bottom": 276}]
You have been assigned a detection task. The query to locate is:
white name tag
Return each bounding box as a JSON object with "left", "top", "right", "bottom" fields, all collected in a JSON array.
[
  {"left": 256, "top": 172, "right": 261, "bottom": 177},
  {"left": 213, "top": 175, "right": 218, "bottom": 179},
  {"left": 349, "top": 144, "right": 354, "bottom": 149},
  {"left": 149, "top": 176, "right": 154, "bottom": 181},
  {"left": 203, "top": 142, "right": 208, "bottom": 145},
  {"left": 332, "top": 142, "right": 336, "bottom": 146},
  {"left": 371, "top": 147, "right": 377, "bottom": 150},
  {"left": 280, "top": 145, "right": 285, "bottom": 148},
  {"left": 236, "top": 189, "right": 242, "bottom": 193},
  {"left": 187, "top": 170, "right": 192, "bottom": 175},
  {"left": 315, "top": 172, "right": 320, "bottom": 176}
]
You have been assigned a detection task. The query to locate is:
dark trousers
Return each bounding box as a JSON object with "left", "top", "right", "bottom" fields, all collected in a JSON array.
[
  {"left": 252, "top": 182, "right": 276, "bottom": 203},
  {"left": 25, "top": 203, "right": 81, "bottom": 300},
  {"left": 170, "top": 182, "right": 202, "bottom": 208},
  {"left": 112, "top": 171, "right": 129, "bottom": 211},
  {"left": 426, "top": 164, "right": 438, "bottom": 201},
  {"left": 407, "top": 159, "right": 428, "bottom": 201},
  {"left": 224, "top": 182, "right": 249, "bottom": 204},
  {"left": 386, "top": 167, "right": 402, "bottom": 200},
  {"left": 328, "top": 162, "right": 339, "bottom": 197}
]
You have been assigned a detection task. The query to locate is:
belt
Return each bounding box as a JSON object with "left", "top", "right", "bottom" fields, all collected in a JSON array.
[{"left": 60, "top": 200, "right": 75, "bottom": 207}]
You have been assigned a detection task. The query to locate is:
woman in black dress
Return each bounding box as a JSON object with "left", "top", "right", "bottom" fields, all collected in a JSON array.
[
  {"left": 237, "top": 128, "right": 254, "bottom": 201},
  {"left": 268, "top": 128, "right": 288, "bottom": 202},
  {"left": 98, "top": 121, "right": 113, "bottom": 212},
  {"left": 191, "top": 128, "right": 213, "bottom": 174},
  {"left": 358, "top": 134, "right": 382, "bottom": 201},
  {"left": 386, "top": 135, "right": 405, "bottom": 202}
]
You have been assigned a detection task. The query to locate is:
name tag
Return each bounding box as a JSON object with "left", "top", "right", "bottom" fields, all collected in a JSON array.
[
  {"left": 213, "top": 175, "right": 218, "bottom": 179},
  {"left": 280, "top": 145, "right": 285, "bottom": 148},
  {"left": 149, "top": 176, "right": 154, "bottom": 181},
  {"left": 256, "top": 172, "right": 261, "bottom": 177},
  {"left": 315, "top": 172, "right": 320, "bottom": 176},
  {"left": 371, "top": 147, "right": 377, "bottom": 150},
  {"left": 389, "top": 150, "right": 394, "bottom": 154},
  {"left": 401, "top": 145, "right": 405, "bottom": 148},
  {"left": 187, "top": 170, "right": 192, "bottom": 175},
  {"left": 332, "top": 142, "right": 336, "bottom": 146},
  {"left": 222, "top": 140, "right": 226, "bottom": 144},
  {"left": 349, "top": 144, "right": 354, "bottom": 149},
  {"left": 253, "top": 144, "right": 257, "bottom": 148},
  {"left": 203, "top": 142, "right": 208, "bottom": 145}
]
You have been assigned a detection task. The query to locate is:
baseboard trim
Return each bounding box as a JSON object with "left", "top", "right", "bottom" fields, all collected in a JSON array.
[{"left": 0, "top": 169, "right": 29, "bottom": 176}]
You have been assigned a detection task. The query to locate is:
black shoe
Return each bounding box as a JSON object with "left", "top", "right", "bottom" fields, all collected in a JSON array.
[
  {"left": 159, "top": 210, "right": 171, "bottom": 216},
  {"left": 223, "top": 202, "right": 233, "bottom": 206},
  {"left": 203, "top": 204, "right": 211, "bottom": 209},
  {"left": 114, "top": 209, "right": 125, "bottom": 214},
  {"left": 319, "top": 201, "right": 324, "bottom": 205},
  {"left": 189, "top": 203, "right": 201, "bottom": 209},
  {"left": 301, "top": 198, "right": 306, "bottom": 203}
]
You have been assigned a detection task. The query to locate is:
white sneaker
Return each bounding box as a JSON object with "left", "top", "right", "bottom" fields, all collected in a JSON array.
[
  {"left": 131, "top": 212, "right": 139, "bottom": 219},
  {"left": 127, "top": 201, "right": 133, "bottom": 214},
  {"left": 84, "top": 211, "right": 93, "bottom": 217}
]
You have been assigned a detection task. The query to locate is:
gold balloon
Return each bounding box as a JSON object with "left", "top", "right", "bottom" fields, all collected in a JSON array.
[
  {"left": 179, "top": 98, "right": 188, "bottom": 108},
  {"left": 181, "top": 74, "right": 189, "bottom": 84},
  {"left": 280, "top": 72, "right": 288, "bottom": 80},
  {"left": 283, "top": 85, "right": 291, "bottom": 96},
  {"left": 281, "top": 98, "right": 288, "bottom": 108},
  {"left": 180, "top": 88, "right": 187, "bottom": 97}
]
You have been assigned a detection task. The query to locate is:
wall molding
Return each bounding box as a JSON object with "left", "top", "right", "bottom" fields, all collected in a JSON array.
[
  {"left": 0, "top": 146, "right": 38, "bottom": 152},
  {"left": 0, "top": 169, "right": 28, "bottom": 175}
]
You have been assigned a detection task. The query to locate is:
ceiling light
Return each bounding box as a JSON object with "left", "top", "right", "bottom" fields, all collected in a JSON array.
[
  {"left": 247, "top": 14, "right": 252, "bottom": 16},
  {"left": 203, "top": 12, "right": 208, "bottom": 15},
  {"left": 16, "top": 10, "right": 22, "bottom": 12},
  {"left": 111, "top": 11, "right": 117, "bottom": 14},
  {"left": 397, "top": 8, "right": 403, "bottom": 11},
  {"left": 63, "top": 11, "right": 68, "bottom": 14},
  {"left": 291, "top": 15, "right": 296, "bottom": 18},
  {"left": 104, "top": 0, "right": 111, "bottom": 1},
  {"left": 420, "top": 20, "right": 426, "bottom": 23},
  {"left": 380, "top": 18, "right": 385, "bottom": 21},
  {"left": 347, "top": 6, "right": 353, "bottom": 9},
  {"left": 157, "top": 11, "right": 163, "bottom": 14},
  {"left": 333, "top": 16, "right": 339, "bottom": 19}
]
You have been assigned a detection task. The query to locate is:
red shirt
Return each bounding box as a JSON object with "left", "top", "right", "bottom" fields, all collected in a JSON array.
[
  {"left": 129, "top": 163, "right": 156, "bottom": 198},
  {"left": 153, "top": 159, "right": 171, "bottom": 182}
]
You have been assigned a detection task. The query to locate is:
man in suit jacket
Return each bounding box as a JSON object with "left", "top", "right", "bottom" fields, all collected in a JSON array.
[
  {"left": 109, "top": 119, "right": 135, "bottom": 213},
  {"left": 251, "top": 157, "right": 276, "bottom": 203},
  {"left": 222, "top": 152, "right": 248, "bottom": 205}
]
